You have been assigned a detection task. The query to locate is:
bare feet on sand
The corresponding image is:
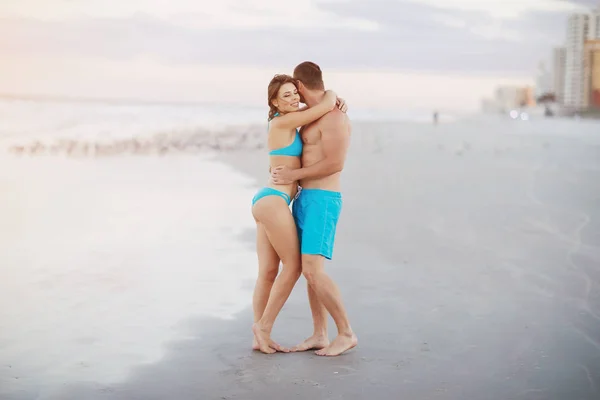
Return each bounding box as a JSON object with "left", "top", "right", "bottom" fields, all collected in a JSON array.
[
  {"left": 291, "top": 334, "right": 330, "bottom": 352},
  {"left": 252, "top": 336, "right": 259, "bottom": 351},
  {"left": 252, "top": 323, "right": 289, "bottom": 354},
  {"left": 315, "top": 333, "right": 357, "bottom": 357}
]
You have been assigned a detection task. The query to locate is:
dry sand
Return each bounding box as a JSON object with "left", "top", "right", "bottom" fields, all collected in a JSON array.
[{"left": 2, "top": 116, "right": 600, "bottom": 399}]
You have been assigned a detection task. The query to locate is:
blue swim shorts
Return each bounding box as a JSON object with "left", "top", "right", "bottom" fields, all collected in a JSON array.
[{"left": 292, "top": 188, "right": 343, "bottom": 260}]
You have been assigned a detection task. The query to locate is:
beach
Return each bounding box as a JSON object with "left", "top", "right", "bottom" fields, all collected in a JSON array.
[{"left": 1, "top": 99, "right": 600, "bottom": 399}]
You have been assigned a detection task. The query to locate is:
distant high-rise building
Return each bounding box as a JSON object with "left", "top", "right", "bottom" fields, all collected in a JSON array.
[
  {"left": 583, "top": 40, "right": 600, "bottom": 109},
  {"left": 564, "top": 8, "right": 600, "bottom": 109},
  {"left": 552, "top": 47, "right": 566, "bottom": 104},
  {"left": 589, "top": 8, "right": 600, "bottom": 39},
  {"left": 564, "top": 13, "right": 590, "bottom": 109}
]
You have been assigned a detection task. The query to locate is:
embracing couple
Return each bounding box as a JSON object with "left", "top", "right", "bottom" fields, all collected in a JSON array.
[{"left": 250, "top": 61, "right": 357, "bottom": 357}]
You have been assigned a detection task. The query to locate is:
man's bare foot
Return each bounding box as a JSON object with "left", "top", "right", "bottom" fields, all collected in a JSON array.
[
  {"left": 252, "top": 323, "right": 289, "bottom": 354},
  {"left": 315, "top": 333, "right": 357, "bottom": 357},
  {"left": 291, "top": 334, "right": 330, "bottom": 352}
]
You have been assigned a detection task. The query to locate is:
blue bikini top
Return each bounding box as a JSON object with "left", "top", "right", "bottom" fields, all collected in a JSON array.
[{"left": 268, "top": 113, "right": 303, "bottom": 157}]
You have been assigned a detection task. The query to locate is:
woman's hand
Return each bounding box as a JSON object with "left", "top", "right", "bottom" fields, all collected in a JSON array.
[{"left": 336, "top": 97, "right": 348, "bottom": 113}]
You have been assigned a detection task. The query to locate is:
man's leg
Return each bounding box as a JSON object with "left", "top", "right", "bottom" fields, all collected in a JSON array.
[
  {"left": 291, "top": 192, "right": 329, "bottom": 351},
  {"left": 292, "top": 189, "right": 357, "bottom": 355},
  {"left": 302, "top": 254, "right": 357, "bottom": 356},
  {"left": 292, "top": 281, "right": 329, "bottom": 351},
  {"left": 308, "top": 282, "right": 328, "bottom": 336}
]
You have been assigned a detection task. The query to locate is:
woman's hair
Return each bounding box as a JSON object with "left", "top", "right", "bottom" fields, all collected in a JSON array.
[{"left": 267, "top": 74, "right": 298, "bottom": 120}]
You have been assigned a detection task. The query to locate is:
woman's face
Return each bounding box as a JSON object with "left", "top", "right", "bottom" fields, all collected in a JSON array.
[{"left": 273, "top": 82, "right": 300, "bottom": 114}]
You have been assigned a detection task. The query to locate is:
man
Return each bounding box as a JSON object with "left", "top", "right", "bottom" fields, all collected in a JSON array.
[{"left": 270, "top": 61, "right": 357, "bottom": 357}]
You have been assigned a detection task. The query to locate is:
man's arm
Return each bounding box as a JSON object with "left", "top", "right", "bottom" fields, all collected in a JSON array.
[{"left": 292, "top": 113, "right": 349, "bottom": 181}]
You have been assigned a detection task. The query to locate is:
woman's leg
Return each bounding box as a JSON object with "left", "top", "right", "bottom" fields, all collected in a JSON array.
[
  {"left": 251, "top": 222, "right": 280, "bottom": 350},
  {"left": 252, "top": 197, "right": 302, "bottom": 354}
]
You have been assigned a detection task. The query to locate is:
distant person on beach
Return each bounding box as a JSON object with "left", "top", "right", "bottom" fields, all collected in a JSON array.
[
  {"left": 270, "top": 61, "right": 357, "bottom": 356},
  {"left": 250, "top": 74, "right": 347, "bottom": 354}
]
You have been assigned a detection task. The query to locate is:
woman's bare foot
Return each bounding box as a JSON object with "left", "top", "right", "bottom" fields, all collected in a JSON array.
[
  {"left": 252, "top": 335, "right": 277, "bottom": 351},
  {"left": 252, "top": 336, "right": 260, "bottom": 351},
  {"left": 252, "top": 323, "right": 288, "bottom": 354},
  {"left": 291, "top": 334, "right": 330, "bottom": 352},
  {"left": 315, "top": 333, "right": 357, "bottom": 357}
]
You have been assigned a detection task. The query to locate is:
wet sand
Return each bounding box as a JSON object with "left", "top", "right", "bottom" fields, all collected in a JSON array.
[{"left": 3, "top": 117, "right": 600, "bottom": 399}]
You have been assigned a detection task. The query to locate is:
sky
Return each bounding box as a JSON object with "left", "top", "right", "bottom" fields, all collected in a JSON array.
[{"left": 0, "top": 0, "right": 598, "bottom": 111}]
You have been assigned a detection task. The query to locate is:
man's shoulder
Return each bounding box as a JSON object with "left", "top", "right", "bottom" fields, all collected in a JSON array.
[{"left": 320, "top": 109, "right": 349, "bottom": 127}]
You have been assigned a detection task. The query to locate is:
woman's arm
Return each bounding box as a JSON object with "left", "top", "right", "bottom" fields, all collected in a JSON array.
[
  {"left": 271, "top": 90, "right": 337, "bottom": 130},
  {"left": 300, "top": 96, "right": 347, "bottom": 113}
]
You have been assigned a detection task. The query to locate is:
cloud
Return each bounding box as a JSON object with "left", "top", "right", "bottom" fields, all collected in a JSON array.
[
  {"left": 315, "top": 0, "right": 575, "bottom": 69},
  {"left": 401, "top": 0, "right": 587, "bottom": 42},
  {"left": 0, "top": 13, "right": 543, "bottom": 75},
  {"left": 566, "top": 0, "right": 599, "bottom": 8},
  {"left": 1, "top": 0, "right": 595, "bottom": 80},
  {"left": 0, "top": 52, "right": 533, "bottom": 111},
  {"left": 8, "top": 0, "right": 578, "bottom": 109},
  {"left": 0, "top": 0, "right": 379, "bottom": 31},
  {"left": 402, "top": 0, "right": 586, "bottom": 20},
  {"left": 429, "top": 13, "right": 521, "bottom": 41}
]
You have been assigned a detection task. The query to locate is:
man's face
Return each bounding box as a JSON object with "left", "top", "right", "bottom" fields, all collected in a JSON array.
[{"left": 295, "top": 79, "right": 307, "bottom": 103}]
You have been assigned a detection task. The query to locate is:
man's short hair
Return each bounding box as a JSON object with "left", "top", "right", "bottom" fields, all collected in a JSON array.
[{"left": 293, "top": 61, "right": 324, "bottom": 90}]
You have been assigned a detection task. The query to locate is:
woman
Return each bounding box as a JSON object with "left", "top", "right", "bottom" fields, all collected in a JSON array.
[{"left": 251, "top": 74, "right": 344, "bottom": 354}]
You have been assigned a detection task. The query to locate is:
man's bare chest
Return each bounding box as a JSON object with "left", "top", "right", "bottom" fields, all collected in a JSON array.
[{"left": 299, "top": 123, "right": 321, "bottom": 145}]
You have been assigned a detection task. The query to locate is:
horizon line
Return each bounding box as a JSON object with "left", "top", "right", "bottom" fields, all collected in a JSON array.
[{"left": 0, "top": 92, "right": 264, "bottom": 109}]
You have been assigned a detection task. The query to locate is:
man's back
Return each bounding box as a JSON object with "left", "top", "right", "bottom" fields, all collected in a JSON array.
[{"left": 299, "top": 109, "right": 351, "bottom": 191}]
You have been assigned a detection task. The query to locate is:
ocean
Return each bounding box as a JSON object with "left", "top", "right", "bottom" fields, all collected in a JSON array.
[
  {"left": 0, "top": 98, "right": 267, "bottom": 396},
  {"left": 0, "top": 97, "right": 459, "bottom": 144}
]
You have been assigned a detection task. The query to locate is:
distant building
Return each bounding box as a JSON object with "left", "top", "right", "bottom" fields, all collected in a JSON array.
[
  {"left": 535, "top": 62, "right": 552, "bottom": 98},
  {"left": 494, "top": 86, "right": 520, "bottom": 111},
  {"left": 589, "top": 8, "right": 600, "bottom": 39},
  {"left": 564, "top": 13, "right": 590, "bottom": 109},
  {"left": 491, "top": 86, "right": 535, "bottom": 111},
  {"left": 523, "top": 86, "right": 536, "bottom": 107},
  {"left": 552, "top": 47, "right": 566, "bottom": 104},
  {"left": 564, "top": 8, "right": 600, "bottom": 110},
  {"left": 583, "top": 40, "right": 600, "bottom": 109}
]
